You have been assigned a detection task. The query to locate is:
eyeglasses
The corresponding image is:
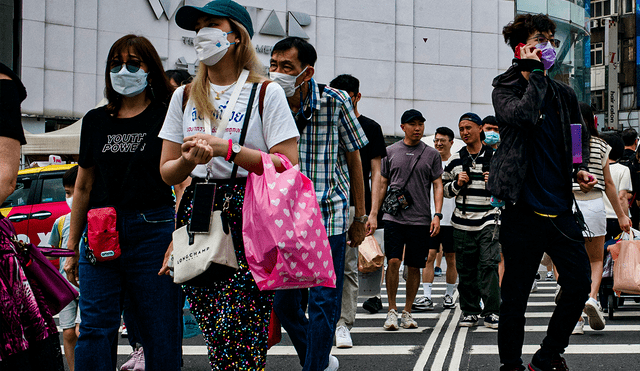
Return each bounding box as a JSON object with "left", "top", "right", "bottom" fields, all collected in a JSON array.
[
  {"left": 109, "top": 60, "right": 142, "bottom": 73},
  {"left": 528, "top": 35, "right": 561, "bottom": 48}
]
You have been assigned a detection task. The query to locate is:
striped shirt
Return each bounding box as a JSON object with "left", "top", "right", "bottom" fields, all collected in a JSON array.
[
  {"left": 296, "top": 78, "right": 368, "bottom": 236},
  {"left": 572, "top": 137, "right": 611, "bottom": 200},
  {"left": 443, "top": 146, "right": 499, "bottom": 231}
]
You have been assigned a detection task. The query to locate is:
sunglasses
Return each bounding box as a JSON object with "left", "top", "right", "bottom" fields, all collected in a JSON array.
[
  {"left": 109, "top": 60, "right": 142, "bottom": 73},
  {"left": 529, "top": 35, "right": 561, "bottom": 48}
]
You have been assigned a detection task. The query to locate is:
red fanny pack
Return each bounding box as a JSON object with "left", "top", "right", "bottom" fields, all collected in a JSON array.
[{"left": 87, "top": 207, "right": 120, "bottom": 262}]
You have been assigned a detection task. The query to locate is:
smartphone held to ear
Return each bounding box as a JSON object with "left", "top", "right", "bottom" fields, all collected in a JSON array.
[{"left": 514, "top": 43, "right": 542, "bottom": 59}]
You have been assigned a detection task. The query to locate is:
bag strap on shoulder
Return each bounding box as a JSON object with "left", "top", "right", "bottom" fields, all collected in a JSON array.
[
  {"left": 230, "top": 83, "right": 259, "bottom": 179},
  {"left": 258, "top": 81, "right": 271, "bottom": 120}
]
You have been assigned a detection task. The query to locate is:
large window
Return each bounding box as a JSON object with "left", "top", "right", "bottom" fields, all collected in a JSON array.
[
  {"left": 591, "top": 42, "right": 604, "bottom": 66},
  {"left": 591, "top": 0, "right": 617, "bottom": 17},
  {"left": 623, "top": 0, "right": 635, "bottom": 14},
  {"left": 592, "top": 90, "right": 606, "bottom": 111},
  {"left": 622, "top": 86, "right": 635, "bottom": 110}
]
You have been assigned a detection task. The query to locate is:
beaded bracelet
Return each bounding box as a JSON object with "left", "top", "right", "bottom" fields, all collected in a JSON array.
[{"left": 225, "top": 139, "right": 233, "bottom": 162}]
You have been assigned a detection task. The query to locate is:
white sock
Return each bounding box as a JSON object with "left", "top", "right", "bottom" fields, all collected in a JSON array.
[
  {"left": 423, "top": 283, "right": 432, "bottom": 298},
  {"left": 446, "top": 283, "right": 456, "bottom": 297}
]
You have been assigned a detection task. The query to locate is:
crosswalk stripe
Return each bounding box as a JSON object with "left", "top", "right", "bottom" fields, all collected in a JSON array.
[
  {"left": 357, "top": 312, "right": 441, "bottom": 319},
  {"left": 473, "top": 325, "right": 640, "bottom": 332},
  {"left": 469, "top": 344, "right": 640, "bottom": 355},
  {"left": 269, "top": 345, "right": 416, "bottom": 356}
]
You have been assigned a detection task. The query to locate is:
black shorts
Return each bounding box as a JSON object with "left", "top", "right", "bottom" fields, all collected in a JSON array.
[
  {"left": 384, "top": 221, "right": 430, "bottom": 268},
  {"left": 430, "top": 225, "right": 454, "bottom": 253}
]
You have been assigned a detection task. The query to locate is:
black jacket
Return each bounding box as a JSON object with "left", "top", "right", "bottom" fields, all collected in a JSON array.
[{"left": 488, "top": 58, "right": 590, "bottom": 205}]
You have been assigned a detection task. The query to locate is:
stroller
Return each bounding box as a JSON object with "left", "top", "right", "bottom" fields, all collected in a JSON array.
[{"left": 599, "top": 234, "right": 640, "bottom": 319}]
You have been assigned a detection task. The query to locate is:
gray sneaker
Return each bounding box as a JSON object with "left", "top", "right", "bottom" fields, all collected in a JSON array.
[
  {"left": 400, "top": 310, "right": 418, "bottom": 329},
  {"left": 443, "top": 294, "right": 456, "bottom": 309},
  {"left": 412, "top": 296, "right": 435, "bottom": 311},
  {"left": 383, "top": 309, "right": 399, "bottom": 330}
]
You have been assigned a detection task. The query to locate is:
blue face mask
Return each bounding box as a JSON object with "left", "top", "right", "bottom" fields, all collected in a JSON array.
[{"left": 484, "top": 131, "right": 500, "bottom": 145}]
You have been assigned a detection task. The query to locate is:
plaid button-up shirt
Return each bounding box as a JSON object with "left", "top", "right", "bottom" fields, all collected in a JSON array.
[{"left": 295, "top": 79, "right": 368, "bottom": 236}]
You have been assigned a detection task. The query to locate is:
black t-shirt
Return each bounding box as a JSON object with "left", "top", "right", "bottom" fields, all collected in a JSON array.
[
  {"left": 520, "top": 86, "right": 572, "bottom": 215},
  {"left": 79, "top": 102, "right": 173, "bottom": 211},
  {"left": 351, "top": 115, "right": 387, "bottom": 214},
  {"left": 0, "top": 63, "right": 27, "bottom": 145}
]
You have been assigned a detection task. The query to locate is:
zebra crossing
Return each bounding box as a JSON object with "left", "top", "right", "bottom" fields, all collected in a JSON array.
[{"left": 54, "top": 278, "right": 640, "bottom": 370}]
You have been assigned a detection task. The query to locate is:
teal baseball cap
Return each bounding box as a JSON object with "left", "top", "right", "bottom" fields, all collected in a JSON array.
[{"left": 175, "top": 0, "right": 254, "bottom": 38}]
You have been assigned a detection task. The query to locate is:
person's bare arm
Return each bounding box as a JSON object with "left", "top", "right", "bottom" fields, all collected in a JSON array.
[
  {"left": 603, "top": 162, "right": 631, "bottom": 233},
  {"left": 0, "top": 137, "right": 21, "bottom": 205},
  {"left": 431, "top": 177, "right": 443, "bottom": 237},
  {"left": 345, "top": 150, "right": 366, "bottom": 247},
  {"left": 367, "top": 175, "right": 388, "bottom": 235},
  {"left": 365, "top": 156, "right": 382, "bottom": 235},
  {"left": 65, "top": 166, "right": 95, "bottom": 287}
]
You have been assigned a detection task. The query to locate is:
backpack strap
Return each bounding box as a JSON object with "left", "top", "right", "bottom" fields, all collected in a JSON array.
[
  {"left": 181, "top": 84, "right": 192, "bottom": 112},
  {"left": 57, "top": 215, "right": 66, "bottom": 248},
  {"left": 258, "top": 81, "right": 271, "bottom": 120}
]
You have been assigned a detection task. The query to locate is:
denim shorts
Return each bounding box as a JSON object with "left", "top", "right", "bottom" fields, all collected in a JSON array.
[{"left": 59, "top": 297, "right": 81, "bottom": 329}]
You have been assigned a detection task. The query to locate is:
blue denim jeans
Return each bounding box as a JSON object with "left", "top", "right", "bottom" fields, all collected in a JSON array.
[
  {"left": 75, "top": 206, "right": 182, "bottom": 371},
  {"left": 273, "top": 233, "right": 346, "bottom": 371}
]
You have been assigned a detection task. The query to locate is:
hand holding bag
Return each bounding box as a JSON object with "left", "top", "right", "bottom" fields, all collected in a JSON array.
[
  {"left": 243, "top": 152, "right": 336, "bottom": 290},
  {"left": 358, "top": 235, "right": 384, "bottom": 273},
  {"left": 0, "top": 217, "right": 79, "bottom": 314},
  {"left": 612, "top": 230, "right": 640, "bottom": 295}
]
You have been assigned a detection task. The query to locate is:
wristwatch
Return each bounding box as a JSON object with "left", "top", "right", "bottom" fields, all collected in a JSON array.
[
  {"left": 228, "top": 143, "right": 242, "bottom": 163},
  {"left": 434, "top": 213, "right": 443, "bottom": 220},
  {"left": 354, "top": 215, "right": 368, "bottom": 224}
]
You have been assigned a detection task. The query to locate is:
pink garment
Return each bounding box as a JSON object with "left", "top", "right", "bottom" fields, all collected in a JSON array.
[{"left": 0, "top": 217, "right": 57, "bottom": 361}]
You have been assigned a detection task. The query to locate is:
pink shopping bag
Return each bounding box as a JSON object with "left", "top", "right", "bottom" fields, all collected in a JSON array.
[{"left": 243, "top": 152, "right": 336, "bottom": 290}]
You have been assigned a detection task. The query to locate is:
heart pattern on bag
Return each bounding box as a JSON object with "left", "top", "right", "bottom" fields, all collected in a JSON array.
[{"left": 243, "top": 152, "right": 337, "bottom": 291}]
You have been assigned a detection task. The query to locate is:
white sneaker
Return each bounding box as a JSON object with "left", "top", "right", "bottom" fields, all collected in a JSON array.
[
  {"left": 584, "top": 297, "right": 606, "bottom": 330},
  {"left": 335, "top": 325, "right": 353, "bottom": 348},
  {"left": 120, "top": 347, "right": 143, "bottom": 371},
  {"left": 383, "top": 309, "right": 399, "bottom": 330},
  {"left": 531, "top": 279, "right": 539, "bottom": 293},
  {"left": 323, "top": 355, "right": 339, "bottom": 371},
  {"left": 572, "top": 317, "right": 585, "bottom": 335},
  {"left": 546, "top": 271, "right": 554, "bottom": 281},
  {"left": 400, "top": 310, "right": 418, "bottom": 329}
]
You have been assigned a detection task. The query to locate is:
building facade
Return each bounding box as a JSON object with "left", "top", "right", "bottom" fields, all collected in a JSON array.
[{"left": 3, "top": 0, "right": 527, "bottom": 144}]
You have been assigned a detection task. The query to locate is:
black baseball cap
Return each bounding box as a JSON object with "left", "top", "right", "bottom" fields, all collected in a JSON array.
[
  {"left": 401, "top": 109, "right": 426, "bottom": 124},
  {"left": 459, "top": 112, "right": 482, "bottom": 126},
  {"left": 176, "top": 0, "right": 254, "bottom": 38}
]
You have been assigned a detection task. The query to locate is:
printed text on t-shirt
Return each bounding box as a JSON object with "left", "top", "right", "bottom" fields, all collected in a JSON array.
[{"left": 102, "top": 133, "right": 147, "bottom": 153}]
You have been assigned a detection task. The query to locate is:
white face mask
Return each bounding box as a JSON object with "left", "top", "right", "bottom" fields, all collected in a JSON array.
[
  {"left": 110, "top": 68, "right": 148, "bottom": 97},
  {"left": 269, "top": 66, "right": 308, "bottom": 97},
  {"left": 66, "top": 196, "right": 73, "bottom": 209},
  {"left": 194, "top": 28, "right": 235, "bottom": 66}
]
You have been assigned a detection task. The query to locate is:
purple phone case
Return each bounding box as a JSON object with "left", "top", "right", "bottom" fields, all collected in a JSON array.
[{"left": 571, "top": 124, "right": 582, "bottom": 164}]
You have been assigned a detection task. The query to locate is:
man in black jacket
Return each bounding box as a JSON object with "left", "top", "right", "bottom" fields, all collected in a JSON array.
[{"left": 489, "top": 14, "right": 596, "bottom": 371}]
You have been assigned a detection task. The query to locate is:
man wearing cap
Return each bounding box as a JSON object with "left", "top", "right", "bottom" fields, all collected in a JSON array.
[
  {"left": 269, "top": 37, "right": 368, "bottom": 371},
  {"left": 442, "top": 112, "right": 501, "bottom": 329},
  {"left": 374, "top": 109, "right": 443, "bottom": 331}
]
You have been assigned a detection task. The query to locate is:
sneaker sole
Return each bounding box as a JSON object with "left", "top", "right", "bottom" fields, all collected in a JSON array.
[
  {"left": 572, "top": 328, "right": 584, "bottom": 335},
  {"left": 459, "top": 321, "right": 478, "bottom": 327},
  {"left": 443, "top": 303, "right": 457, "bottom": 309},
  {"left": 584, "top": 302, "right": 605, "bottom": 330},
  {"left": 411, "top": 304, "right": 435, "bottom": 312},
  {"left": 383, "top": 324, "right": 399, "bottom": 331},
  {"left": 484, "top": 322, "right": 499, "bottom": 329},
  {"left": 401, "top": 323, "right": 418, "bottom": 329},
  {"left": 336, "top": 342, "right": 353, "bottom": 348}
]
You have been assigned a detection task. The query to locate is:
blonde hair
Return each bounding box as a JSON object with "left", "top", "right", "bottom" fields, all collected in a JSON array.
[{"left": 189, "top": 18, "right": 266, "bottom": 122}]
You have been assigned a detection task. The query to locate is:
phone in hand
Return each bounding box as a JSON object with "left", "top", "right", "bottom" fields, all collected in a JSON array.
[{"left": 515, "top": 43, "right": 542, "bottom": 59}]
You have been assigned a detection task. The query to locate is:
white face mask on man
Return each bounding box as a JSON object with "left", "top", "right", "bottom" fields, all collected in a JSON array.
[
  {"left": 269, "top": 66, "right": 308, "bottom": 97},
  {"left": 194, "top": 27, "right": 235, "bottom": 66},
  {"left": 66, "top": 196, "right": 73, "bottom": 209}
]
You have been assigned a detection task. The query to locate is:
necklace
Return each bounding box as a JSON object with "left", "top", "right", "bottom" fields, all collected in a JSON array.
[
  {"left": 469, "top": 147, "right": 483, "bottom": 167},
  {"left": 211, "top": 81, "right": 237, "bottom": 100}
]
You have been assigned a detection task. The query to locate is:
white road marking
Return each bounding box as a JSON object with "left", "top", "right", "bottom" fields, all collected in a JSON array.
[
  {"left": 469, "top": 344, "right": 640, "bottom": 355},
  {"left": 449, "top": 326, "right": 468, "bottom": 371},
  {"left": 431, "top": 303, "right": 463, "bottom": 370},
  {"left": 269, "top": 345, "right": 417, "bottom": 355},
  {"left": 473, "top": 325, "right": 640, "bottom": 332},
  {"left": 412, "top": 292, "right": 459, "bottom": 371}
]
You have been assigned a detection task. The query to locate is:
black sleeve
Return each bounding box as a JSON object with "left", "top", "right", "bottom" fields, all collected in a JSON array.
[
  {"left": 369, "top": 124, "right": 387, "bottom": 159},
  {"left": 78, "top": 109, "right": 100, "bottom": 168},
  {"left": 0, "top": 79, "right": 27, "bottom": 145}
]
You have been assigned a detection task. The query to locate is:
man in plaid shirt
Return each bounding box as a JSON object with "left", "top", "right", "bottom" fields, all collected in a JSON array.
[{"left": 270, "top": 37, "right": 368, "bottom": 371}]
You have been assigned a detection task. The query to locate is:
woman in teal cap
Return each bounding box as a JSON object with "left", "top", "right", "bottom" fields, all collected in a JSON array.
[{"left": 159, "top": 0, "right": 299, "bottom": 369}]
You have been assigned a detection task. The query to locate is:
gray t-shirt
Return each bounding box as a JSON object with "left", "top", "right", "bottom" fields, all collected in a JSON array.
[{"left": 381, "top": 141, "right": 443, "bottom": 225}]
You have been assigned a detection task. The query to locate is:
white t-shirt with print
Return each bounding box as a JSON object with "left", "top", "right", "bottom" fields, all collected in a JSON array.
[
  {"left": 431, "top": 156, "right": 455, "bottom": 226},
  {"left": 159, "top": 81, "right": 299, "bottom": 179}
]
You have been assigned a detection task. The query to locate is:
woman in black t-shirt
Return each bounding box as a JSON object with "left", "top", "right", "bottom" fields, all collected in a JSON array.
[{"left": 64, "top": 35, "right": 182, "bottom": 371}]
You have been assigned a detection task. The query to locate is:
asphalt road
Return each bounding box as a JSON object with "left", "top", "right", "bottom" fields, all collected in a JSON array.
[{"left": 55, "top": 274, "right": 640, "bottom": 370}]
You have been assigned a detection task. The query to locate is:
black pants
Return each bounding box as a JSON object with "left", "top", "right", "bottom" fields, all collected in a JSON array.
[{"left": 498, "top": 205, "right": 591, "bottom": 369}]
